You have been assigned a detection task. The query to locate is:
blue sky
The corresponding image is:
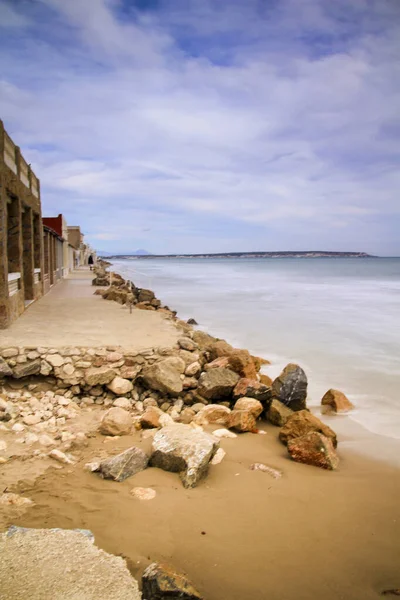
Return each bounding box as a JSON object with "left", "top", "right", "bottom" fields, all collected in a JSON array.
[{"left": 0, "top": 0, "right": 399, "bottom": 255}]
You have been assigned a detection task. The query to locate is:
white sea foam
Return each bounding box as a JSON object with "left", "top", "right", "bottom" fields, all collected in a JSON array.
[{"left": 113, "top": 257, "right": 400, "bottom": 442}]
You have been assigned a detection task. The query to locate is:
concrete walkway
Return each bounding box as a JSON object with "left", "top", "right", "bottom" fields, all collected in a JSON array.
[{"left": 0, "top": 268, "right": 179, "bottom": 349}]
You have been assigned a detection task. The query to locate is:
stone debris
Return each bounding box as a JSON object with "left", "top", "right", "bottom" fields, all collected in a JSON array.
[
  {"left": 0, "top": 527, "right": 141, "bottom": 600},
  {"left": 321, "top": 388, "right": 354, "bottom": 414},
  {"left": 210, "top": 447, "right": 226, "bottom": 465},
  {"left": 287, "top": 432, "right": 340, "bottom": 470},
  {"left": 130, "top": 486, "right": 156, "bottom": 500},
  {"left": 142, "top": 562, "right": 203, "bottom": 600},
  {"left": 99, "top": 407, "right": 132, "bottom": 436},
  {"left": 250, "top": 463, "right": 282, "bottom": 479},
  {"left": 212, "top": 428, "right": 237, "bottom": 439},
  {"left": 0, "top": 493, "right": 34, "bottom": 507},
  {"left": 96, "top": 446, "right": 149, "bottom": 482},
  {"left": 272, "top": 363, "right": 308, "bottom": 411},
  {"left": 150, "top": 423, "right": 219, "bottom": 488},
  {"left": 49, "top": 449, "right": 75, "bottom": 465},
  {"left": 279, "top": 410, "right": 338, "bottom": 448}
]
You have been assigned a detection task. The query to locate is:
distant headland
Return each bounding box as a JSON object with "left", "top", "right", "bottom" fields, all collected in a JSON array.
[{"left": 102, "top": 251, "right": 374, "bottom": 260}]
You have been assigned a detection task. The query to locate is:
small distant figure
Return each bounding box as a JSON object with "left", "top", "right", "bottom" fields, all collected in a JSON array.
[{"left": 88, "top": 254, "right": 94, "bottom": 271}]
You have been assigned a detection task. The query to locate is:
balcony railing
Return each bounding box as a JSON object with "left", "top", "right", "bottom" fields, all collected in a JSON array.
[
  {"left": 8, "top": 272, "right": 21, "bottom": 296},
  {"left": 34, "top": 268, "right": 41, "bottom": 284}
]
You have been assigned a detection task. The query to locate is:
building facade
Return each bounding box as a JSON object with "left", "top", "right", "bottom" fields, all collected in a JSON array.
[{"left": 0, "top": 120, "right": 44, "bottom": 329}]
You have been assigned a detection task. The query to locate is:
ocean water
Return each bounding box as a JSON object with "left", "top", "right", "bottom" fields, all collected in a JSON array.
[{"left": 112, "top": 257, "right": 400, "bottom": 441}]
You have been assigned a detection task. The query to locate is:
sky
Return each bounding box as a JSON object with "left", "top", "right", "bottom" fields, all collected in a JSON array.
[{"left": 0, "top": 0, "right": 399, "bottom": 255}]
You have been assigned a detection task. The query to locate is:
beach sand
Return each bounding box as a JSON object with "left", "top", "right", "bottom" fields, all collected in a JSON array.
[{"left": 5, "top": 420, "right": 400, "bottom": 600}]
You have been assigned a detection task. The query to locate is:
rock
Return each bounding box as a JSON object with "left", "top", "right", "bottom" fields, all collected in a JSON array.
[
  {"left": 12, "top": 359, "right": 41, "bottom": 379},
  {"left": 210, "top": 447, "right": 226, "bottom": 465},
  {"left": 233, "top": 397, "right": 263, "bottom": 418},
  {"left": 0, "top": 527, "right": 141, "bottom": 599},
  {"left": 107, "top": 376, "right": 133, "bottom": 396},
  {"left": 272, "top": 363, "right": 308, "bottom": 411},
  {"left": 204, "top": 356, "right": 230, "bottom": 370},
  {"left": 260, "top": 373, "right": 273, "bottom": 386},
  {"left": 187, "top": 318, "right": 198, "bottom": 325},
  {"left": 49, "top": 449, "right": 75, "bottom": 465},
  {"left": 23, "top": 414, "right": 42, "bottom": 426},
  {"left": 45, "top": 354, "right": 64, "bottom": 367},
  {"left": 212, "top": 428, "right": 237, "bottom": 439},
  {"left": 321, "top": 389, "right": 354, "bottom": 414},
  {"left": 150, "top": 423, "right": 219, "bottom": 488},
  {"left": 178, "top": 337, "right": 197, "bottom": 352},
  {"left": 85, "top": 366, "right": 116, "bottom": 386},
  {"left": 251, "top": 355, "right": 271, "bottom": 370},
  {"left": 287, "top": 432, "right": 339, "bottom": 470},
  {"left": 0, "top": 358, "right": 12, "bottom": 377},
  {"left": 228, "top": 410, "right": 257, "bottom": 433},
  {"left": 194, "top": 404, "right": 231, "bottom": 427},
  {"left": 265, "top": 399, "right": 294, "bottom": 426},
  {"left": 250, "top": 463, "right": 282, "bottom": 479},
  {"left": 38, "top": 434, "right": 56, "bottom": 447},
  {"left": 279, "top": 410, "right": 338, "bottom": 447},
  {"left": 228, "top": 349, "right": 258, "bottom": 379},
  {"left": 185, "top": 361, "right": 201, "bottom": 377},
  {"left": 0, "top": 493, "right": 34, "bottom": 507},
  {"left": 138, "top": 288, "right": 155, "bottom": 302},
  {"left": 113, "top": 397, "right": 132, "bottom": 410},
  {"left": 98, "top": 447, "right": 149, "bottom": 482},
  {"left": 233, "top": 378, "right": 272, "bottom": 405},
  {"left": 208, "top": 340, "right": 234, "bottom": 360},
  {"left": 179, "top": 407, "right": 196, "bottom": 424},
  {"left": 142, "top": 358, "right": 184, "bottom": 396},
  {"left": 99, "top": 407, "right": 132, "bottom": 436},
  {"left": 141, "top": 406, "right": 164, "bottom": 429},
  {"left": 142, "top": 562, "right": 203, "bottom": 600},
  {"left": 1, "top": 348, "right": 19, "bottom": 358},
  {"left": 40, "top": 360, "right": 52, "bottom": 376},
  {"left": 0, "top": 440, "right": 7, "bottom": 451},
  {"left": 130, "top": 487, "right": 156, "bottom": 500},
  {"left": 197, "top": 368, "right": 239, "bottom": 400},
  {"left": 191, "top": 330, "right": 216, "bottom": 349},
  {"left": 12, "top": 423, "right": 25, "bottom": 433}
]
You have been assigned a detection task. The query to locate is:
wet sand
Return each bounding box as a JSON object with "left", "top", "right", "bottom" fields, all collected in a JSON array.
[{"left": 7, "top": 422, "right": 400, "bottom": 600}]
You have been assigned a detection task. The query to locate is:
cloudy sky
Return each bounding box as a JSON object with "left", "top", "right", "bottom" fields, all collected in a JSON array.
[{"left": 0, "top": 0, "right": 399, "bottom": 255}]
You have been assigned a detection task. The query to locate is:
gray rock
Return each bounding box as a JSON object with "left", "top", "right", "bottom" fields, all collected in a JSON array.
[
  {"left": 12, "top": 359, "right": 41, "bottom": 379},
  {"left": 266, "top": 399, "right": 294, "bottom": 426},
  {"left": 0, "top": 358, "right": 12, "bottom": 378},
  {"left": 272, "top": 363, "right": 308, "bottom": 411},
  {"left": 0, "top": 527, "right": 140, "bottom": 599},
  {"left": 197, "top": 368, "right": 239, "bottom": 400},
  {"left": 142, "top": 562, "right": 203, "bottom": 599},
  {"left": 150, "top": 423, "right": 219, "bottom": 488},
  {"left": 97, "top": 446, "right": 149, "bottom": 482}
]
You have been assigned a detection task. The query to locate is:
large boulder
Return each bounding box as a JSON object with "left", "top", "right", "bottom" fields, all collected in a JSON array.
[
  {"left": 138, "top": 288, "right": 155, "bottom": 303},
  {"left": 96, "top": 447, "right": 149, "bottom": 482},
  {"left": 260, "top": 373, "right": 273, "bottom": 386},
  {"left": 85, "top": 366, "right": 116, "bottom": 386},
  {"left": 233, "top": 378, "right": 272, "bottom": 405},
  {"left": 99, "top": 407, "right": 132, "bottom": 436},
  {"left": 228, "top": 349, "right": 258, "bottom": 379},
  {"left": 0, "top": 527, "right": 140, "bottom": 599},
  {"left": 287, "top": 432, "right": 339, "bottom": 470},
  {"left": 233, "top": 397, "right": 263, "bottom": 418},
  {"left": 191, "top": 330, "right": 216, "bottom": 349},
  {"left": 279, "top": 410, "right": 337, "bottom": 448},
  {"left": 150, "top": 423, "right": 219, "bottom": 488},
  {"left": 197, "top": 368, "right": 239, "bottom": 400},
  {"left": 193, "top": 404, "right": 231, "bottom": 427},
  {"left": 272, "top": 363, "right": 308, "bottom": 411},
  {"left": 12, "top": 359, "right": 41, "bottom": 379},
  {"left": 321, "top": 389, "right": 354, "bottom": 414},
  {"left": 228, "top": 410, "right": 257, "bottom": 433},
  {"left": 0, "top": 358, "right": 12, "bottom": 378},
  {"left": 142, "top": 562, "right": 203, "bottom": 600},
  {"left": 265, "top": 399, "right": 294, "bottom": 426},
  {"left": 142, "top": 358, "right": 185, "bottom": 396},
  {"left": 106, "top": 376, "right": 133, "bottom": 396},
  {"left": 207, "top": 340, "right": 234, "bottom": 360}
]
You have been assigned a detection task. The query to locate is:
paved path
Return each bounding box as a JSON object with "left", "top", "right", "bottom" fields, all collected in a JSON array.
[{"left": 0, "top": 268, "right": 179, "bottom": 349}]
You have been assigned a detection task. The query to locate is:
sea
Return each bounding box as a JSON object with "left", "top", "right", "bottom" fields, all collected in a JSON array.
[{"left": 112, "top": 257, "right": 400, "bottom": 444}]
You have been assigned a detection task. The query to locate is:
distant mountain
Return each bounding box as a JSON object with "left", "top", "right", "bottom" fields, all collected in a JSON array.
[
  {"left": 96, "top": 249, "right": 152, "bottom": 257},
  {"left": 132, "top": 249, "right": 152, "bottom": 255}
]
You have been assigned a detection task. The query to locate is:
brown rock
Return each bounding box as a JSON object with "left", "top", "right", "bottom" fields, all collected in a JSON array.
[
  {"left": 233, "top": 397, "right": 263, "bottom": 418},
  {"left": 233, "top": 378, "right": 272, "bottom": 404},
  {"left": 266, "top": 399, "right": 294, "bottom": 426},
  {"left": 287, "top": 432, "right": 339, "bottom": 470},
  {"left": 197, "top": 368, "right": 239, "bottom": 400},
  {"left": 178, "top": 337, "right": 198, "bottom": 352},
  {"left": 107, "top": 376, "right": 133, "bottom": 396},
  {"left": 279, "top": 410, "right": 337, "bottom": 448},
  {"left": 142, "top": 358, "right": 184, "bottom": 396},
  {"left": 12, "top": 359, "right": 41, "bottom": 379},
  {"left": 179, "top": 408, "right": 196, "bottom": 424},
  {"left": 99, "top": 407, "right": 132, "bottom": 436},
  {"left": 204, "top": 357, "right": 230, "bottom": 370},
  {"left": 191, "top": 330, "right": 216, "bottom": 349},
  {"left": 251, "top": 355, "right": 271, "bottom": 371},
  {"left": 141, "top": 407, "right": 163, "bottom": 429},
  {"left": 0, "top": 358, "right": 12, "bottom": 378},
  {"left": 207, "top": 340, "right": 234, "bottom": 360},
  {"left": 260, "top": 373, "right": 273, "bottom": 387},
  {"left": 85, "top": 366, "right": 116, "bottom": 386},
  {"left": 321, "top": 389, "right": 354, "bottom": 413},
  {"left": 228, "top": 349, "right": 258, "bottom": 379},
  {"left": 142, "top": 562, "right": 203, "bottom": 600},
  {"left": 228, "top": 410, "right": 257, "bottom": 433},
  {"left": 194, "top": 404, "right": 231, "bottom": 426},
  {"left": 272, "top": 363, "right": 308, "bottom": 411}
]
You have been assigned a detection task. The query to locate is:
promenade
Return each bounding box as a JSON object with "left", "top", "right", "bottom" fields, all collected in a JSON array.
[{"left": 0, "top": 268, "right": 179, "bottom": 349}]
